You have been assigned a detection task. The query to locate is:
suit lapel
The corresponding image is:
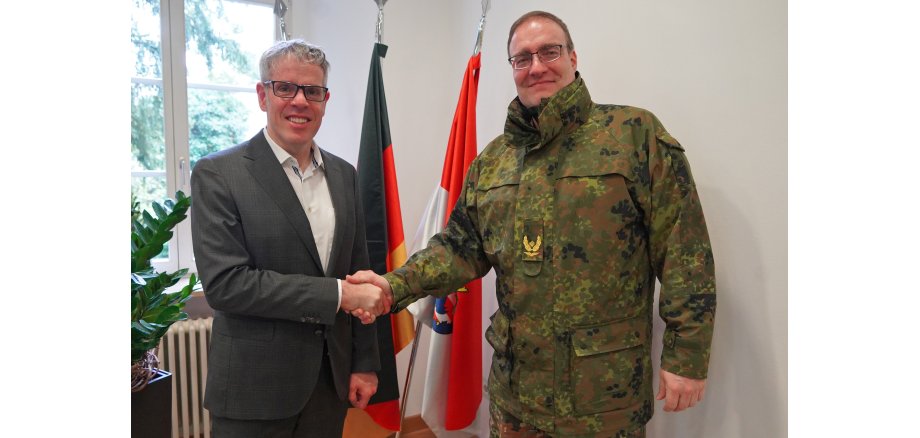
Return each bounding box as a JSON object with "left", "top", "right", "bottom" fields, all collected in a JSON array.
[
  {"left": 322, "top": 150, "right": 348, "bottom": 277},
  {"left": 242, "top": 133, "right": 325, "bottom": 273}
]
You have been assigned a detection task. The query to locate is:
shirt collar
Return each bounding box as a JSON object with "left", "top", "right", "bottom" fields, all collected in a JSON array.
[{"left": 263, "top": 128, "right": 325, "bottom": 171}]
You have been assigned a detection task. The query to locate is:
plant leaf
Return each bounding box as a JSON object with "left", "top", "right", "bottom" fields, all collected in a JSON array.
[
  {"left": 130, "top": 191, "right": 195, "bottom": 368},
  {"left": 152, "top": 201, "right": 169, "bottom": 220}
]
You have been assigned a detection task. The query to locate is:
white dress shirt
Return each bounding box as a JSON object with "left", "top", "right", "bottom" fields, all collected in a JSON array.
[{"left": 264, "top": 129, "right": 342, "bottom": 310}]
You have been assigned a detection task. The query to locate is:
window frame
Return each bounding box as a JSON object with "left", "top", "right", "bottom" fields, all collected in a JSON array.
[{"left": 132, "top": 0, "right": 278, "bottom": 274}]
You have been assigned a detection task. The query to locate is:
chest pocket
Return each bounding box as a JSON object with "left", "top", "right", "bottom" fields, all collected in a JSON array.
[
  {"left": 476, "top": 168, "right": 520, "bottom": 264},
  {"left": 554, "top": 153, "right": 641, "bottom": 243}
]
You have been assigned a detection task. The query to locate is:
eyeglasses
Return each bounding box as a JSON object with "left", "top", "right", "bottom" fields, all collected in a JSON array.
[
  {"left": 508, "top": 44, "right": 565, "bottom": 70},
  {"left": 263, "top": 80, "right": 328, "bottom": 102}
]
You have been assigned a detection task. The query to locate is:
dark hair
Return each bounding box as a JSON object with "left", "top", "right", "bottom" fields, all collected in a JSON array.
[{"left": 506, "top": 11, "right": 574, "bottom": 57}]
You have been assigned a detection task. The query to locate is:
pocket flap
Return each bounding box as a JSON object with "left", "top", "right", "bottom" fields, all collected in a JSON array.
[
  {"left": 477, "top": 148, "right": 521, "bottom": 191},
  {"left": 572, "top": 315, "right": 647, "bottom": 357},
  {"left": 555, "top": 139, "right": 637, "bottom": 181},
  {"left": 477, "top": 171, "right": 520, "bottom": 191},
  {"left": 213, "top": 313, "right": 275, "bottom": 342}
]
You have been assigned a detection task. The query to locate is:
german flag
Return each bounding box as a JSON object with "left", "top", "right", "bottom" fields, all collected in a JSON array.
[{"left": 352, "top": 42, "right": 415, "bottom": 432}]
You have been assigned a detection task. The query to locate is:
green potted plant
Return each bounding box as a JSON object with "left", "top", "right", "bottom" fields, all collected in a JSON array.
[{"left": 131, "top": 191, "right": 198, "bottom": 437}]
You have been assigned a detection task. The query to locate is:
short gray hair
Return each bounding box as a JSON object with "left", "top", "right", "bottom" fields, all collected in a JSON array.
[{"left": 259, "top": 39, "right": 330, "bottom": 86}]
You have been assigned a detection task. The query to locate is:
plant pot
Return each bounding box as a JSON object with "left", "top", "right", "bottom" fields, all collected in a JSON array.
[{"left": 131, "top": 369, "right": 172, "bottom": 438}]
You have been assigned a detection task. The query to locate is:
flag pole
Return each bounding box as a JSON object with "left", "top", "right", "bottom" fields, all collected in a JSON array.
[
  {"left": 395, "top": 319, "right": 425, "bottom": 438},
  {"left": 370, "top": 1, "right": 410, "bottom": 434}
]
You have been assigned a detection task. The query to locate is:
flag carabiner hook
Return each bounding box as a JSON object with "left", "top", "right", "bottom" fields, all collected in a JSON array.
[{"left": 473, "top": 0, "right": 491, "bottom": 55}]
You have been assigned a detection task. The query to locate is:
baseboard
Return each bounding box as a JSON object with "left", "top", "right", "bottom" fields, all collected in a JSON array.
[
  {"left": 400, "top": 414, "right": 436, "bottom": 438},
  {"left": 343, "top": 409, "right": 435, "bottom": 438}
]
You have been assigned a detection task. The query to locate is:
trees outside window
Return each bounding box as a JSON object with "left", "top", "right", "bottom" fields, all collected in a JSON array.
[{"left": 131, "top": 0, "right": 274, "bottom": 272}]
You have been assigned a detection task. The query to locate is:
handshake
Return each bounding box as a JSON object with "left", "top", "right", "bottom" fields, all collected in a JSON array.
[{"left": 340, "top": 270, "right": 393, "bottom": 324}]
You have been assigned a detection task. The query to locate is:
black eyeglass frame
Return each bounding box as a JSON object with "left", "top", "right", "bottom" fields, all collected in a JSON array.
[
  {"left": 507, "top": 44, "right": 566, "bottom": 70},
  {"left": 263, "top": 80, "right": 329, "bottom": 102}
]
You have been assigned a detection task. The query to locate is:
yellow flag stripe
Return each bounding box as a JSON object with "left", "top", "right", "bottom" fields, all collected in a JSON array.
[{"left": 388, "top": 241, "right": 414, "bottom": 352}]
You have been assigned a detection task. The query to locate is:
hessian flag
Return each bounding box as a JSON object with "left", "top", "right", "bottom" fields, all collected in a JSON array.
[{"left": 406, "top": 52, "right": 484, "bottom": 436}]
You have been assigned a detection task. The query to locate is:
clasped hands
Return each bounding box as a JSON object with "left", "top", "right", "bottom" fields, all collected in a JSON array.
[{"left": 340, "top": 270, "right": 393, "bottom": 324}]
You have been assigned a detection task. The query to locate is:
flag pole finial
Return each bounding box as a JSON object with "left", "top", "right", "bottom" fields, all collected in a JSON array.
[
  {"left": 273, "top": 0, "right": 288, "bottom": 40},
  {"left": 473, "top": 0, "right": 490, "bottom": 55},
  {"left": 374, "top": 0, "right": 388, "bottom": 44}
]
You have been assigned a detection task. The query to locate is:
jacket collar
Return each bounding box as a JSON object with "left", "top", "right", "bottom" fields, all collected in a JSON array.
[{"left": 504, "top": 73, "right": 593, "bottom": 151}]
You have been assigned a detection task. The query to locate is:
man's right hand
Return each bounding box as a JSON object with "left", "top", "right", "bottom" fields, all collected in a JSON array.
[{"left": 340, "top": 280, "right": 391, "bottom": 324}]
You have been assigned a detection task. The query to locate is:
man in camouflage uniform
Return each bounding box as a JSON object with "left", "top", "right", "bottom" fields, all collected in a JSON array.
[{"left": 349, "top": 10, "right": 716, "bottom": 438}]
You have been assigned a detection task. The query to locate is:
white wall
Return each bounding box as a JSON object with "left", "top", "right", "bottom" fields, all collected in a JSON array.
[{"left": 290, "top": 1, "right": 787, "bottom": 436}]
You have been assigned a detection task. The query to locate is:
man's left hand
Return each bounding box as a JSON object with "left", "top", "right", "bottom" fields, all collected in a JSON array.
[
  {"left": 656, "top": 369, "right": 707, "bottom": 412},
  {"left": 348, "top": 371, "right": 379, "bottom": 409}
]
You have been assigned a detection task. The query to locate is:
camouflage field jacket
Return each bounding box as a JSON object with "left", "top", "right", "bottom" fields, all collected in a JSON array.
[{"left": 386, "top": 75, "right": 716, "bottom": 437}]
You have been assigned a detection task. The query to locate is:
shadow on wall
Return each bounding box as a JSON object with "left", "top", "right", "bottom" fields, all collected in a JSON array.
[{"left": 647, "top": 186, "right": 785, "bottom": 438}]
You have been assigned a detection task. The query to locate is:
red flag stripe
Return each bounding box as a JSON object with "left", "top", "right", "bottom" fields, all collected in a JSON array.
[
  {"left": 382, "top": 144, "right": 406, "bottom": 256},
  {"left": 442, "top": 53, "right": 482, "bottom": 430},
  {"left": 363, "top": 399, "right": 401, "bottom": 431}
]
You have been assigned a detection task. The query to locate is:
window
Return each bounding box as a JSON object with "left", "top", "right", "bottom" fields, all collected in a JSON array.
[{"left": 131, "top": 0, "right": 275, "bottom": 273}]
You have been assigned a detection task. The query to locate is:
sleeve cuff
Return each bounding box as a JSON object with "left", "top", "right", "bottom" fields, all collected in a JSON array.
[
  {"left": 660, "top": 330, "right": 711, "bottom": 379},
  {"left": 383, "top": 272, "right": 409, "bottom": 312},
  {"left": 336, "top": 279, "right": 342, "bottom": 312}
]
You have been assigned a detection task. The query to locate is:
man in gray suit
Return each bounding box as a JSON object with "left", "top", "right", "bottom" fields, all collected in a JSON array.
[{"left": 191, "top": 39, "right": 392, "bottom": 437}]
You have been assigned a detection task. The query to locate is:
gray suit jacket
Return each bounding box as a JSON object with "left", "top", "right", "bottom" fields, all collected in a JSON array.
[{"left": 191, "top": 132, "right": 379, "bottom": 420}]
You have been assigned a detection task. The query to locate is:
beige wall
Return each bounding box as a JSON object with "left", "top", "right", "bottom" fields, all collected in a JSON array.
[{"left": 291, "top": 1, "right": 787, "bottom": 436}]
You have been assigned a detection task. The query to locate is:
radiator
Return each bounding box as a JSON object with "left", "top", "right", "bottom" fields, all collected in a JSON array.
[{"left": 158, "top": 317, "right": 213, "bottom": 438}]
